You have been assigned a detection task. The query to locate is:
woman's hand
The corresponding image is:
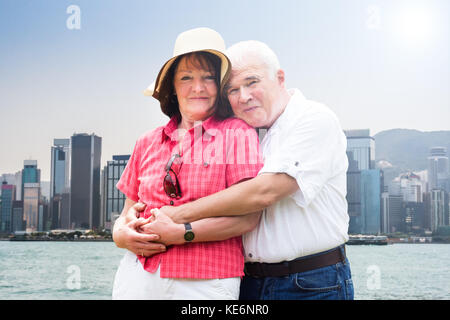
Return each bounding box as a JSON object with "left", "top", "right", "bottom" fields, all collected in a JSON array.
[
  {"left": 113, "top": 201, "right": 166, "bottom": 257},
  {"left": 113, "top": 217, "right": 167, "bottom": 257}
]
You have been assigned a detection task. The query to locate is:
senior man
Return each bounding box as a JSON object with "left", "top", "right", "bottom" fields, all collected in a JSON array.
[{"left": 117, "top": 40, "right": 354, "bottom": 300}]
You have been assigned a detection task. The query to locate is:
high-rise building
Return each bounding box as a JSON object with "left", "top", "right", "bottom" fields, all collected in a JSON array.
[
  {"left": 428, "top": 147, "right": 449, "bottom": 191},
  {"left": 381, "top": 192, "right": 390, "bottom": 233},
  {"left": 344, "top": 129, "right": 375, "bottom": 170},
  {"left": 50, "top": 139, "right": 71, "bottom": 229},
  {"left": 23, "top": 183, "right": 40, "bottom": 232},
  {"left": 50, "top": 139, "right": 71, "bottom": 197},
  {"left": 346, "top": 151, "right": 361, "bottom": 233},
  {"left": 21, "top": 160, "right": 40, "bottom": 200},
  {"left": 430, "top": 189, "right": 448, "bottom": 232},
  {"left": 345, "top": 130, "right": 381, "bottom": 234},
  {"left": 388, "top": 195, "right": 404, "bottom": 233},
  {"left": 12, "top": 200, "right": 24, "bottom": 232},
  {"left": 390, "top": 172, "right": 423, "bottom": 203},
  {"left": 360, "top": 169, "right": 381, "bottom": 234},
  {"left": 69, "top": 133, "right": 102, "bottom": 229},
  {"left": 1, "top": 181, "right": 16, "bottom": 233},
  {"left": 402, "top": 202, "right": 426, "bottom": 234},
  {"left": 101, "top": 155, "right": 130, "bottom": 231},
  {"left": 1, "top": 172, "right": 22, "bottom": 200}
]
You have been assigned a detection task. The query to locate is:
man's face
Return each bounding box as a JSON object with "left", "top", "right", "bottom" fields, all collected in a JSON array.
[{"left": 226, "top": 64, "right": 282, "bottom": 128}]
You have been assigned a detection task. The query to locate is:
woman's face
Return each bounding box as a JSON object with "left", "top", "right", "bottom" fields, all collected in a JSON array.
[{"left": 173, "top": 55, "right": 218, "bottom": 123}]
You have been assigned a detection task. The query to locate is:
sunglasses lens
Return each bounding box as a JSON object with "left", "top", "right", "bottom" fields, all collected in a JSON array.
[
  {"left": 164, "top": 154, "right": 182, "bottom": 199},
  {"left": 164, "top": 173, "right": 179, "bottom": 198}
]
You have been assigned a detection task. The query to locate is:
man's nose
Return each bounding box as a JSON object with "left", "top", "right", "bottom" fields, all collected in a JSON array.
[{"left": 238, "top": 86, "right": 252, "bottom": 103}]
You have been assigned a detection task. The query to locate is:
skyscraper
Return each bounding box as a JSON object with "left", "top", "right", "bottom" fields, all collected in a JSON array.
[
  {"left": 50, "top": 139, "right": 71, "bottom": 197},
  {"left": 430, "top": 189, "right": 447, "bottom": 232},
  {"left": 101, "top": 155, "right": 130, "bottom": 230},
  {"left": 69, "top": 133, "right": 102, "bottom": 229},
  {"left": 21, "top": 160, "right": 40, "bottom": 199},
  {"left": 50, "top": 139, "right": 71, "bottom": 229},
  {"left": 23, "top": 183, "right": 40, "bottom": 232},
  {"left": 345, "top": 129, "right": 381, "bottom": 234},
  {"left": 428, "top": 147, "right": 449, "bottom": 191},
  {"left": 360, "top": 169, "right": 381, "bottom": 234},
  {"left": 344, "top": 129, "right": 375, "bottom": 170},
  {"left": 1, "top": 181, "right": 15, "bottom": 233}
]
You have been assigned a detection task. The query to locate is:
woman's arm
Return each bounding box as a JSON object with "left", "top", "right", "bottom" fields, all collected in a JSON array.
[{"left": 112, "top": 198, "right": 167, "bottom": 257}]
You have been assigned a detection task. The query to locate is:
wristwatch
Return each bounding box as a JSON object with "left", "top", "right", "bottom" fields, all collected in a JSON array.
[{"left": 184, "top": 223, "right": 195, "bottom": 242}]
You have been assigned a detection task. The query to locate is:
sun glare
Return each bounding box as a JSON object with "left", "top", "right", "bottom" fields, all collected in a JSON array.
[{"left": 393, "top": 6, "right": 435, "bottom": 46}]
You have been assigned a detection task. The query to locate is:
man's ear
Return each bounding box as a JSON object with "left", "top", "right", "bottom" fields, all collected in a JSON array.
[{"left": 277, "top": 69, "right": 286, "bottom": 87}]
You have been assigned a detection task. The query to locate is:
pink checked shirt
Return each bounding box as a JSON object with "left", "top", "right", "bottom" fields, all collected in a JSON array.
[{"left": 117, "top": 115, "right": 263, "bottom": 279}]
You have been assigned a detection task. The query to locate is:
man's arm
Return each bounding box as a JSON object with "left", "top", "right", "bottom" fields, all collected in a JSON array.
[
  {"left": 162, "top": 173, "right": 298, "bottom": 224},
  {"left": 140, "top": 209, "right": 262, "bottom": 246},
  {"left": 113, "top": 198, "right": 167, "bottom": 257}
]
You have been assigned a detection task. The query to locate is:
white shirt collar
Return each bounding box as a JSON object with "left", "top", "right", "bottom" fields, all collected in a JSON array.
[{"left": 268, "top": 88, "right": 307, "bottom": 132}]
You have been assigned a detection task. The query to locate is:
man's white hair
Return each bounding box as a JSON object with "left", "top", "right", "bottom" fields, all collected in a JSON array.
[{"left": 226, "top": 40, "right": 281, "bottom": 79}]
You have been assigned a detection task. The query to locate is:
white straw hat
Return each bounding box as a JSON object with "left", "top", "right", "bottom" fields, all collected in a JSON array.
[{"left": 144, "top": 27, "right": 231, "bottom": 100}]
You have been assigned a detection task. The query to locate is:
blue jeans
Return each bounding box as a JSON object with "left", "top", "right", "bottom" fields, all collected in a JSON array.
[{"left": 239, "top": 246, "right": 354, "bottom": 300}]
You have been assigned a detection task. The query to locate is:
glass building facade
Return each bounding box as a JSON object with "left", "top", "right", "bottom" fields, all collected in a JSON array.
[
  {"left": 344, "top": 129, "right": 375, "bottom": 171},
  {"left": 1, "top": 183, "right": 15, "bottom": 233},
  {"left": 101, "top": 155, "right": 130, "bottom": 230},
  {"left": 23, "top": 183, "right": 40, "bottom": 232},
  {"left": 361, "top": 169, "right": 381, "bottom": 234},
  {"left": 70, "top": 133, "right": 102, "bottom": 230},
  {"left": 50, "top": 139, "right": 71, "bottom": 229},
  {"left": 345, "top": 130, "right": 381, "bottom": 234},
  {"left": 21, "top": 160, "right": 40, "bottom": 201},
  {"left": 428, "top": 147, "right": 449, "bottom": 192}
]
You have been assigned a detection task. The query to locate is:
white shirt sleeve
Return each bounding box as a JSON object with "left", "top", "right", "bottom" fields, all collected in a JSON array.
[{"left": 259, "top": 106, "right": 347, "bottom": 208}]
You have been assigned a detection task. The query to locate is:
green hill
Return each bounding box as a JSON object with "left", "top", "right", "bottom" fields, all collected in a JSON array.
[{"left": 374, "top": 129, "right": 450, "bottom": 172}]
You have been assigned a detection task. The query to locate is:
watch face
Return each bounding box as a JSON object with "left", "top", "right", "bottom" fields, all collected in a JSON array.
[{"left": 184, "top": 231, "right": 195, "bottom": 242}]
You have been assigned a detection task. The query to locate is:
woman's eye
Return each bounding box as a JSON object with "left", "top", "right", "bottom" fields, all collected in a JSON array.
[
  {"left": 248, "top": 80, "right": 257, "bottom": 86},
  {"left": 181, "top": 76, "right": 191, "bottom": 81},
  {"left": 204, "top": 75, "right": 216, "bottom": 80}
]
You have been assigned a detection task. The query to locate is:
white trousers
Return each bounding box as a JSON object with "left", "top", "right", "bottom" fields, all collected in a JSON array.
[{"left": 112, "top": 251, "right": 241, "bottom": 300}]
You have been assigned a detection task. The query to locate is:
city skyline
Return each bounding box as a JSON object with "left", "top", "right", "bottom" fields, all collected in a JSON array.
[{"left": 1, "top": 0, "right": 449, "bottom": 180}]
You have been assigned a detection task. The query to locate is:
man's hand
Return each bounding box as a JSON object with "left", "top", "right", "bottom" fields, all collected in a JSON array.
[
  {"left": 159, "top": 205, "right": 187, "bottom": 224},
  {"left": 140, "top": 209, "right": 185, "bottom": 246},
  {"left": 113, "top": 217, "right": 166, "bottom": 257}
]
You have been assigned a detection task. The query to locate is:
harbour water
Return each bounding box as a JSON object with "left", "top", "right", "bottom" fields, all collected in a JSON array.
[{"left": 0, "top": 241, "right": 448, "bottom": 300}]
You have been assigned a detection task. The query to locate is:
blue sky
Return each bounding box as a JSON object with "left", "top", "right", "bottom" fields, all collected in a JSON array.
[{"left": 0, "top": 0, "right": 449, "bottom": 180}]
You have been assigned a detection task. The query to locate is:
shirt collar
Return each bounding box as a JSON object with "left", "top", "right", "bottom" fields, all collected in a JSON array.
[
  {"left": 269, "top": 88, "right": 306, "bottom": 132},
  {"left": 162, "top": 115, "right": 219, "bottom": 143}
]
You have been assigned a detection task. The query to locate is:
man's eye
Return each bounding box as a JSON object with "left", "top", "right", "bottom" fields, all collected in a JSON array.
[
  {"left": 248, "top": 80, "right": 257, "bottom": 86},
  {"left": 228, "top": 88, "right": 238, "bottom": 95}
]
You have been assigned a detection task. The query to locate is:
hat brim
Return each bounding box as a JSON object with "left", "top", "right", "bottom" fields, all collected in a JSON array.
[{"left": 144, "top": 49, "right": 230, "bottom": 99}]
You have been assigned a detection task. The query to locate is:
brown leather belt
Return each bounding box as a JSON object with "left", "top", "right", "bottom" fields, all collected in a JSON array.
[{"left": 244, "top": 245, "right": 346, "bottom": 278}]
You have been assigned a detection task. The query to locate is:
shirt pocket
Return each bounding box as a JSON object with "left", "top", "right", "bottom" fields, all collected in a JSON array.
[{"left": 182, "top": 162, "right": 227, "bottom": 199}]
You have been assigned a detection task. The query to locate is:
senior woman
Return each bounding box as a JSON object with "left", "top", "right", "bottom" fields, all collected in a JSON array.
[{"left": 112, "top": 28, "right": 263, "bottom": 300}]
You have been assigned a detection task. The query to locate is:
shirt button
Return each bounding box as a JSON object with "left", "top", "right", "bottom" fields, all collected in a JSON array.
[
  {"left": 295, "top": 161, "right": 299, "bottom": 167},
  {"left": 170, "top": 201, "right": 174, "bottom": 205},
  {"left": 203, "top": 162, "right": 209, "bottom": 167},
  {"left": 248, "top": 253, "right": 253, "bottom": 258}
]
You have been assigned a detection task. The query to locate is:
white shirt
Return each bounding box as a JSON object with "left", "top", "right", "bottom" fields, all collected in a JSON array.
[{"left": 243, "top": 89, "right": 349, "bottom": 263}]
